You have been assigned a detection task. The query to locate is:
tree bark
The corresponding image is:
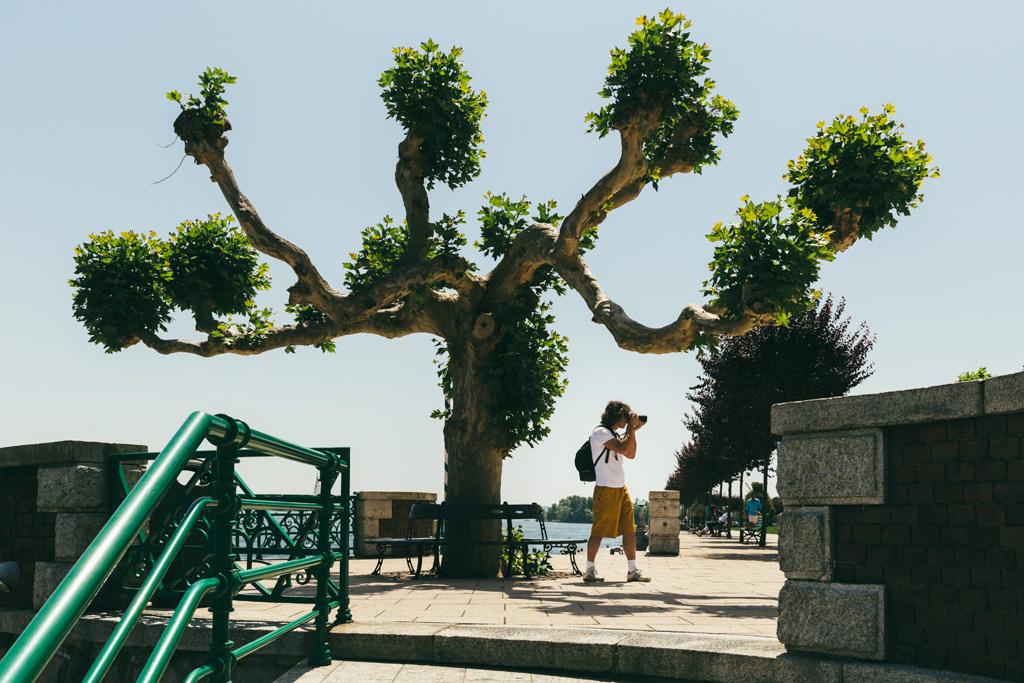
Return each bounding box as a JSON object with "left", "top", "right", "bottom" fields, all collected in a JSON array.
[
  {"left": 438, "top": 334, "right": 508, "bottom": 577},
  {"left": 759, "top": 459, "right": 769, "bottom": 547}
]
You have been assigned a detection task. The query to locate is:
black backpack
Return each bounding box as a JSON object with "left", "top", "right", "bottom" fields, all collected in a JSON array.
[{"left": 575, "top": 427, "right": 610, "bottom": 482}]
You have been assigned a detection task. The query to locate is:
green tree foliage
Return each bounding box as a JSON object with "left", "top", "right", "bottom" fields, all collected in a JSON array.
[
  {"left": 379, "top": 41, "right": 487, "bottom": 189},
  {"left": 786, "top": 105, "right": 939, "bottom": 241},
  {"left": 585, "top": 10, "right": 738, "bottom": 177},
  {"left": 71, "top": 215, "right": 267, "bottom": 352},
  {"left": 546, "top": 495, "right": 594, "bottom": 523}
]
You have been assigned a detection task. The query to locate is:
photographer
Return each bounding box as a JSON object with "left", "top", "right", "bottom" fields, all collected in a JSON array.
[{"left": 584, "top": 400, "right": 651, "bottom": 583}]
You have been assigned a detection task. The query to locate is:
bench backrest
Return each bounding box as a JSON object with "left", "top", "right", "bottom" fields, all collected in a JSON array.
[{"left": 406, "top": 502, "right": 547, "bottom": 541}]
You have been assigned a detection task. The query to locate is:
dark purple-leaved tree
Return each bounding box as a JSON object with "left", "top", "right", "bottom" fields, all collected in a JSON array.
[{"left": 667, "top": 295, "right": 875, "bottom": 545}]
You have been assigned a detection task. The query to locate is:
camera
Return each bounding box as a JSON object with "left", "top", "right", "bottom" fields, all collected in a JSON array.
[{"left": 636, "top": 414, "right": 648, "bottom": 423}]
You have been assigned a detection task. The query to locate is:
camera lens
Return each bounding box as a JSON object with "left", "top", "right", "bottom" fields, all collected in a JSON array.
[{"left": 639, "top": 415, "right": 648, "bottom": 423}]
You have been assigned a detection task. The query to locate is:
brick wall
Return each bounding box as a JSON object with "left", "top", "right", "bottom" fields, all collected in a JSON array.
[
  {"left": 833, "top": 411, "right": 1024, "bottom": 681},
  {"left": 0, "top": 466, "right": 56, "bottom": 609}
]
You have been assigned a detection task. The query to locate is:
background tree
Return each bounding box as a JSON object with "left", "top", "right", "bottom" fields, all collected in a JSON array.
[
  {"left": 667, "top": 294, "right": 876, "bottom": 545},
  {"left": 546, "top": 495, "right": 593, "bottom": 524},
  {"left": 69, "top": 13, "right": 935, "bottom": 576}
]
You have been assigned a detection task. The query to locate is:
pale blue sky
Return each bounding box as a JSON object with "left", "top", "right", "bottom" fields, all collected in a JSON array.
[{"left": 2, "top": 2, "right": 1021, "bottom": 506}]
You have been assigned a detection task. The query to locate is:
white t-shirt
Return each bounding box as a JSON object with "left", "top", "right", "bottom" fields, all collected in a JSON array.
[{"left": 590, "top": 425, "right": 625, "bottom": 488}]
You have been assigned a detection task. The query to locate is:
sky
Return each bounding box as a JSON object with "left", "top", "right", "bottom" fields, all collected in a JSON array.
[{"left": 2, "top": 1, "right": 1021, "bottom": 508}]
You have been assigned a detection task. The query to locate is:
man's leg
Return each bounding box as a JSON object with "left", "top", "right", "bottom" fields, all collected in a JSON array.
[
  {"left": 623, "top": 532, "right": 636, "bottom": 561},
  {"left": 587, "top": 535, "right": 602, "bottom": 562}
]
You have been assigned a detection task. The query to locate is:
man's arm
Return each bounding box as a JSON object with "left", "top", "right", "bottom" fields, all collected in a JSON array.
[{"left": 603, "top": 414, "right": 645, "bottom": 459}]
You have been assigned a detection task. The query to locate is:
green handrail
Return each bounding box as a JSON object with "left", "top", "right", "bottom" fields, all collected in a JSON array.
[
  {"left": 137, "top": 576, "right": 226, "bottom": 683},
  {"left": 82, "top": 497, "right": 219, "bottom": 683},
  {"left": 0, "top": 411, "right": 351, "bottom": 683}
]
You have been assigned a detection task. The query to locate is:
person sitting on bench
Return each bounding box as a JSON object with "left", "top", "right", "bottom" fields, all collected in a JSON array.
[{"left": 696, "top": 509, "right": 729, "bottom": 537}]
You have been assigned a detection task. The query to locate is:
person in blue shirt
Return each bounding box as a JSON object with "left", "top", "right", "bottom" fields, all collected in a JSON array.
[{"left": 746, "top": 495, "right": 762, "bottom": 525}]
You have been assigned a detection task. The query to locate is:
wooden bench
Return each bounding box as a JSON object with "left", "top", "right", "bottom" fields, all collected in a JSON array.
[
  {"left": 739, "top": 514, "right": 763, "bottom": 544},
  {"left": 366, "top": 502, "right": 587, "bottom": 578}
]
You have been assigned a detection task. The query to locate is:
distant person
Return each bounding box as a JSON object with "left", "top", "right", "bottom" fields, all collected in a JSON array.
[
  {"left": 746, "top": 495, "right": 762, "bottom": 525},
  {"left": 696, "top": 509, "right": 730, "bottom": 537},
  {"left": 585, "top": 400, "right": 651, "bottom": 583}
]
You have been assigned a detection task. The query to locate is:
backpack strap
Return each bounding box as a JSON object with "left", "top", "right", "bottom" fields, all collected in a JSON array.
[{"left": 592, "top": 424, "right": 611, "bottom": 466}]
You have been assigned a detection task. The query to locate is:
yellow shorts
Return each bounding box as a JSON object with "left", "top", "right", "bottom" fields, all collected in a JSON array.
[{"left": 591, "top": 485, "right": 635, "bottom": 538}]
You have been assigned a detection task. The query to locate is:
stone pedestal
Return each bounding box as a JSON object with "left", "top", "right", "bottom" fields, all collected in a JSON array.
[
  {"left": 646, "top": 490, "right": 680, "bottom": 556},
  {"left": 354, "top": 491, "right": 437, "bottom": 558}
]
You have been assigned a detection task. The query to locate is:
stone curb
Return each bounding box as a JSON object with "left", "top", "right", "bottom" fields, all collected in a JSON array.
[
  {"left": 771, "top": 371, "right": 1024, "bottom": 436},
  {"left": 1, "top": 610, "right": 1008, "bottom": 683}
]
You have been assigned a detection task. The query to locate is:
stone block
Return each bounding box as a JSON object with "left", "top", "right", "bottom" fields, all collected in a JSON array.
[
  {"left": 37, "top": 465, "right": 107, "bottom": 512},
  {"left": 648, "top": 490, "right": 680, "bottom": 501},
  {"left": 777, "top": 581, "right": 886, "bottom": 660},
  {"left": 356, "top": 491, "right": 436, "bottom": 501},
  {"left": 648, "top": 517, "right": 680, "bottom": 537},
  {"left": 616, "top": 632, "right": 840, "bottom": 682},
  {"left": 779, "top": 507, "right": 833, "bottom": 581},
  {"left": 355, "top": 499, "right": 391, "bottom": 519},
  {"left": 0, "top": 441, "right": 148, "bottom": 468},
  {"left": 647, "top": 534, "right": 680, "bottom": 555},
  {"left": 772, "top": 382, "right": 983, "bottom": 436},
  {"left": 433, "top": 625, "right": 620, "bottom": 673},
  {"left": 649, "top": 500, "right": 680, "bottom": 519},
  {"left": 328, "top": 622, "right": 446, "bottom": 663},
  {"left": 777, "top": 429, "right": 886, "bottom": 505},
  {"left": 33, "top": 561, "right": 73, "bottom": 610},
  {"left": 55, "top": 513, "right": 109, "bottom": 562},
  {"left": 984, "top": 371, "right": 1024, "bottom": 416}
]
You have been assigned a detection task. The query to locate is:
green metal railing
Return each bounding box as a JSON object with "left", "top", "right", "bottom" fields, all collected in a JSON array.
[{"left": 0, "top": 411, "right": 351, "bottom": 683}]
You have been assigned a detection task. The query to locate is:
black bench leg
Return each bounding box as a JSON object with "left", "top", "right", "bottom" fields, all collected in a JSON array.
[
  {"left": 373, "top": 543, "right": 388, "bottom": 575},
  {"left": 567, "top": 544, "right": 582, "bottom": 576}
]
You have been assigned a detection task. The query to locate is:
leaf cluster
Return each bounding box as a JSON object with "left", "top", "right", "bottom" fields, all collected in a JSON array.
[
  {"left": 167, "top": 67, "right": 236, "bottom": 126},
  {"left": 379, "top": 41, "right": 487, "bottom": 189},
  {"left": 956, "top": 367, "right": 993, "bottom": 382},
  {"left": 343, "top": 212, "right": 471, "bottom": 295},
  {"left": 585, "top": 10, "right": 738, "bottom": 175},
  {"left": 786, "top": 105, "right": 940, "bottom": 240},
  {"left": 502, "top": 525, "right": 552, "bottom": 576},
  {"left": 666, "top": 295, "right": 875, "bottom": 496},
  {"left": 70, "top": 215, "right": 270, "bottom": 352},
  {"left": 481, "top": 301, "right": 570, "bottom": 450},
  {"left": 702, "top": 197, "right": 835, "bottom": 324}
]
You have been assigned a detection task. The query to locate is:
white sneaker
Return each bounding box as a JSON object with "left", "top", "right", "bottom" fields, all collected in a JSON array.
[
  {"left": 584, "top": 568, "right": 604, "bottom": 582},
  {"left": 626, "top": 568, "right": 651, "bottom": 582}
]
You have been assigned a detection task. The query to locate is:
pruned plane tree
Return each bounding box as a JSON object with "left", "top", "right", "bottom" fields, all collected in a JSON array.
[{"left": 71, "top": 12, "right": 937, "bottom": 576}]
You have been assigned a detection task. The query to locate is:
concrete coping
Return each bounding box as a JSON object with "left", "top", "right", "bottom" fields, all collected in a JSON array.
[
  {"left": 771, "top": 371, "right": 1024, "bottom": 436},
  {"left": 0, "top": 441, "right": 149, "bottom": 469},
  {"left": 355, "top": 491, "right": 438, "bottom": 501}
]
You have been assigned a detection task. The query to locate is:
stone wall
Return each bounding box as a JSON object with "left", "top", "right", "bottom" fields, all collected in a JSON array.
[
  {"left": 773, "top": 371, "right": 1023, "bottom": 681},
  {"left": 0, "top": 441, "right": 147, "bottom": 610},
  {"left": 0, "top": 466, "right": 55, "bottom": 609}
]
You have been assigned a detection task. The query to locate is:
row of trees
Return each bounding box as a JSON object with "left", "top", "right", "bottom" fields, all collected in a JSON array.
[
  {"left": 667, "top": 295, "right": 875, "bottom": 545},
  {"left": 546, "top": 495, "right": 593, "bottom": 523},
  {"left": 69, "top": 12, "right": 935, "bottom": 575}
]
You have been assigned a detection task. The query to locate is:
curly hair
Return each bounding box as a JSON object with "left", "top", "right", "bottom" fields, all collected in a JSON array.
[{"left": 600, "top": 400, "right": 632, "bottom": 429}]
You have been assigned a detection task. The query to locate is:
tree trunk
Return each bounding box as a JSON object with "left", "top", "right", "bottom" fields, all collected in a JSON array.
[{"left": 438, "top": 336, "right": 507, "bottom": 578}]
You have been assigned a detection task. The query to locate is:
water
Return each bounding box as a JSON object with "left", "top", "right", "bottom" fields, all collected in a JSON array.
[{"left": 511, "top": 520, "right": 618, "bottom": 549}]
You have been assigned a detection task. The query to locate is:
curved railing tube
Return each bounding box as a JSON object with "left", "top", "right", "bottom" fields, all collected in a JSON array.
[
  {"left": 0, "top": 412, "right": 225, "bottom": 683},
  {"left": 0, "top": 411, "right": 352, "bottom": 683},
  {"left": 136, "top": 577, "right": 226, "bottom": 683},
  {"left": 82, "top": 497, "right": 219, "bottom": 683}
]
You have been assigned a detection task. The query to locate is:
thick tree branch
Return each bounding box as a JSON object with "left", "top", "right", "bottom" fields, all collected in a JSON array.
[
  {"left": 828, "top": 205, "right": 864, "bottom": 253},
  {"left": 174, "top": 114, "right": 345, "bottom": 320},
  {"left": 554, "top": 257, "right": 757, "bottom": 354},
  {"left": 395, "top": 131, "right": 432, "bottom": 264},
  {"left": 137, "top": 294, "right": 448, "bottom": 358}
]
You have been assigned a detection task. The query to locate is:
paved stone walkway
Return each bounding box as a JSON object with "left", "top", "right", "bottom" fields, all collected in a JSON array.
[{"left": 227, "top": 531, "right": 782, "bottom": 638}]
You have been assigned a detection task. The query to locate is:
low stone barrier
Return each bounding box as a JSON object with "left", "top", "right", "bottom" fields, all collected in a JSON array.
[
  {"left": 647, "top": 490, "right": 680, "bottom": 555},
  {"left": 773, "top": 371, "right": 1023, "bottom": 681}
]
